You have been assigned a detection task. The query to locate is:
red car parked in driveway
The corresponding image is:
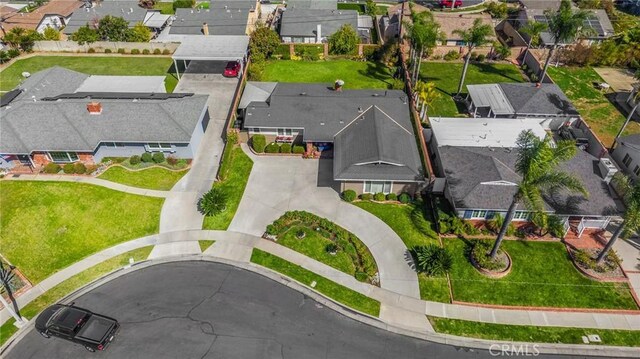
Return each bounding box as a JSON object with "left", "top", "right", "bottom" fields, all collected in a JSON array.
[
  {"left": 439, "top": 0, "right": 463, "bottom": 8},
  {"left": 223, "top": 61, "right": 241, "bottom": 77}
]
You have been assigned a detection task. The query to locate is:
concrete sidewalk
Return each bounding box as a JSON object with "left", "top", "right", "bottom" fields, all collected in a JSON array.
[{"left": 5, "top": 174, "right": 169, "bottom": 198}]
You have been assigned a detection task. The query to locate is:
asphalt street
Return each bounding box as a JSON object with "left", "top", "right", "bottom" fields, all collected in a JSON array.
[{"left": 5, "top": 262, "right": 604, "bottom": 359}]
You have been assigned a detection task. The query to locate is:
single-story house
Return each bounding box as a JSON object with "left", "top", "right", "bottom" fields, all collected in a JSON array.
[
  {"left": 427, "top": 117, "right": 623, "bottom": 235},
  {"left": 169, "top": 0, "right": 258, "bottom": 36},
  {"left": 239, "top": 82, "right": 424, "bottom": 195},
  {"left": 465, "top": 82, "right": 579, "bottom": 125},
  {"left": 611, "top": 134, "right": 640, "bottom": 181},
  {"left": 64, "top": 1, "right": 170, "bottom": 35},
  {"left": 0, "top": 67, "right": 209, "bottom": 171},
  {"left": 432, "top": 12, "right": 496, "bottom": 46},
  {"left": 517, "top": 7, "right": 614, "bottom": 45},
  {"left": 0, "top": 0, "right": 84, "bottom": 34},
  {"left": 279, "top": 9, "right": 372, "bottom": 44}
]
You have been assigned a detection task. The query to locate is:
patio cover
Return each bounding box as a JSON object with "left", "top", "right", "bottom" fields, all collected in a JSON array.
[
  {"left": 467, "top": 84, "right": 514, "bottom": 116},
  {"left": 172, "top": 35, "right": 249, "bottom": 61}
]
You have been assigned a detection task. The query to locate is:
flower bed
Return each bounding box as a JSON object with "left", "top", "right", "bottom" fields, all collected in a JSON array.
[
  {"left": 569, "top": 248, "right": 626, "bottom": 281},
  {"left": 469, "top": 240, "right": 512, "bottom": 278}
]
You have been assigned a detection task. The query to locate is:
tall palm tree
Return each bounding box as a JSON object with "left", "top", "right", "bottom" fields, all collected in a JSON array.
[
  {"left": 489, "top": 131, "right": 588, "bottom": 258},
  {"left": 596, "top": 177, "right": 640, "bottom": 264},
  {"left": 414, "top": 80, "right": 439, "bottom": 121},
  {"left": 0, "top": 261, "right": 22, "bottom": 321},
  {"left": 538, "top": 0, "right": 593, "bottom": 81},
  {"left": 407, "top": 11, "right": 442, "bottom": 84},
  {"left": 519, "top": 21, "right": 548, "bottom": 66},
  {"left": 453, "top": 19, "right": 493, "bottom": 96},
  {"left": 612, "top": 76, "right": 640, "bottom": 149}
]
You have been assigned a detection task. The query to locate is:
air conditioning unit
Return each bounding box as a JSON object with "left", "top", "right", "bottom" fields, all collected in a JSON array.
[{"left": 598, "top": 158, "right": 618, "bottom": 184}]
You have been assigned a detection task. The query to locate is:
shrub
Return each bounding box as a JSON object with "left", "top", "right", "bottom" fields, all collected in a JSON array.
[
  {"left": 292, "top": 145, "right": 305, "bottom": 154},
  {"left": 325, "top": 243, "right": 339, "bottom": 254},
  {"left": 73, "top": 162, "right": 86, "bottom": 174},
  {"left": 360, "top": 193, "right": 373, "bottom": 201},
  {"left": 574, "top": 249, "right": 620, "bottom": 273},
  {"left": 390, "top": 78, "right": 404, "bottom": 90},
  {"left": 152, "top": 152, "right": 165, "bottom": 163},
  {"left": 104, "top": 48, "right": 112, "bottom": 53},
  {"left": 198, "top": 187, "right": 228, "bottom": 216},
  {"left": 173, "top": 0, "right": 195, "bottom": 11},
  {"left": 129, "top": 155, "right": 141, "bottom": 165},
  {"left": 43, "top": 163, "right": 61, "bottom": 174},
  {"left": 131, "top": 49, "right": 140, "bottom": 55},
  {"left": 166, "top": 156, "right": 178, "bottom": 166},
  {"left": 414, "top": 245, "right": 453, "bottom": 276},
  {"left": 264, "top": 142, "right": 280, "bottom": 153},
  {"left": 117, "top": 48, "right": 125, "bottom": 54},
  {"left": 471, "top": 240, "right": 507, "bottom": 271},
  {"left": 87, "top": 48, "right": 96, "bottom": 53},
  {"left": 386, "top": 193, "right": 397, "bottom": 201},
  {"left": 280, "top": 143, "right": 292, "bottom": 153},
  {"left": 141, "top": 152, "right": 153, "bottom": 163},
  {"left": 476, "top": 54, "right": 486, "bottom": 62},
  {"left": 63, "top": 163, "right": 75, "bottom": 174},
  {"left": 341, "top": 190, "right": 357, "bottom": 202},
  {"left": 486, "top": 213, "right": 515, "bottom": 236},
  {"left": 373, "top": 192, "right": 386, "bottom": 201},
  {"left": 444, "top": 50, "right": 460, "bottom": 61},
  {"left": 162, "top": 49, "right": 171, "bottom": 55},
  {"left": 85, "top": 164, "right": 97, "bottom": 174},
  {"left": 153, "top": 48, "right": 161, "bottom": 55},
  {"left": 399, "top": 193, "right": 411, "bottom": 204},
  {"left": 7, "top": 49, "right": 20, "bottom": 58},
  {"left": 251, "top": 134, "right": 266, "bottom": 153},
  {"left": 142, "top": 49, "right": 150, "bottom": 55}
]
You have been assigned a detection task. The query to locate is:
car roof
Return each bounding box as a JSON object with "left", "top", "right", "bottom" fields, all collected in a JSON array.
[{"left": 51, "top": 306, "right": 90, "bottom": 330}]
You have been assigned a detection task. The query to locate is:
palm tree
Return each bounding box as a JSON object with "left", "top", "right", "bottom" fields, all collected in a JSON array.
[
  {"left": 519, "top": 21, "right": 548, "bottom": 66},
  {"left": 489, "top": 130, "right": 588, "bottom": 259},
  {"left": 407, "top": 11, "right": 442, "bottom": 84},
  {"left": 414, "top": 80, "right": 439, "bottom": 121},
  {"left": 0, "top": 261, "right": 22, "bottom": 321},
  {"left": 612, "top": 76, "right": 640, "bottom": 149},
  {"left": 596, "top": 177, "right": 640, "bottom": 264},
  {"left": 538, "top": 0, "right": 593, "bottom": 81},
  {"left": 453, "top": 18, "right": 493, "bottom": 96}
]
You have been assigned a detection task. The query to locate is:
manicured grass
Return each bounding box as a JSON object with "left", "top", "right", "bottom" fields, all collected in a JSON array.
[
  {"left": 202, "top": 146, "right": 253, "bottom": 230},
  {"left": 153, "top": 1, "right": 174, "bottom": 14},
  {"left": 199, "top": 240, "right": 215, "bottom": 252},
  {"left": 0, "top": 246, "right": 152, "bottom": 347},
  {"left": 445, "top": 238, "right": 638, "bottom": 310},
  {"left": 547, "top": 66, "right": 639, "bottom": 147},
  {"left": 250, "top": 249, "right": 381, "bottom": 317},
  {"left": 0, "top": 181, "right": 162, "bottom": 283},
  {"left": 429, "top": 317, "right": 640, "bottom": 347},
  {"left": 0, "top": 56, "right": 178, "bottom": 93},
  {"left": 337, "top": 2, "right": 365, "bottom": 13},
  {"left": 353, "top": 201, "right": 451, "bottom": 302},
  {"left": 262, "top": 60, "right": 394, "bottom": 89},
  {"left": 419, "top": 62, "right": 526, "bottom": 117},
  {"left": 98, "top": 166, "right": 188, "bottom": 191}
]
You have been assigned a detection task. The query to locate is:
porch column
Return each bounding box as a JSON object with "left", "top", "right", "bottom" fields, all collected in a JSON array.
[{"left": 173, "top": 58, "right": 180, "bottom": 80}]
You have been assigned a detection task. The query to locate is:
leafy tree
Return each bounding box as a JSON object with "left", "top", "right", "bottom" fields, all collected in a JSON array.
[
  {"left": 520, "top": 21, "right": 547, "bottom": 50},
  {"left": 249, "top": 22, "right": 281, "bottom": 58},
  {"left": 71, "top": 24, "right": 99, "bottom": 45},
  {"left": 596, "top": 178, "right": 640, "bottom": 263},
  {"left": 128, "top": 22, "right": 151, "bottom": 42},
  {"left": 486, "top": 1, "right": 508, "bottom": 19},
  {"left": 2, "top": 27, "right": 42, "bottom": 52},
  {"left": 0, "top": 50, "right": 10, "bottom": 64},
  {"left": 328, "top": 24, "right": 359, "bottom": 55},
  {"left": 453, "top": 18, "right": 493, "bottom": 95},
  {"left": 489, "top": 130, "right": 587, "bottom": 259},
  {"left": 98, "top": 15, "right": 130, "bottom": 42},
  {"left": 365, "top": 0, "right": 377, "bottom": 17},
  {"left": 43, "top": 26, "right": 61, "bottom": 40},
  {"left": 138, "top": 0, "right": 156, "bottom": 9},
  {"left": 198, "top": 188, "right": 228, "bottom": 216},
  {"left": 493, "top": 41, "right": 511, "bottom": 60},
  {"left": 539, "top": 0, "right": 593, "bottom": 81}
]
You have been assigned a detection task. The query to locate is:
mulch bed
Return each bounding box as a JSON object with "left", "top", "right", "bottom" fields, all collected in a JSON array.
[{"left": 568, "top": 248, "right": 626, "bottom": 281}]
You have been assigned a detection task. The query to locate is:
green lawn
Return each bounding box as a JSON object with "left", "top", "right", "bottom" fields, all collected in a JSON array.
[
  {"left": 98, "top": 166, "right": 188, "bottom": 191},
  {"left": 0, "top": 56, "right": 178, "bottom": 93},
  {"left": 547, "top": 66, "right": 639, "bottom": 147},
  {"left": 250, "top": 249, "right": 381, "bottom": 317},
  {"left": 353, "top": 201, "right": 451, "bottom": 302},
  {"left": 199, "top": 240, "right": 215, "bottom": 252},
  {"left": 263, "top": 60, "right": 394, "bottom": 89},
  {"left": 202, "top": 145, "right": 253, "bottom": 230},
  {"left": 446, "top": 238, "right": 638, "bottom": 310},
  {"left": 153, "top": 2, "right": 174, "bottom": 14},
  {"left": 419, "top": 62, "right": 526, "bottom": 117},
  {"left": 429, "top": 317, "right": 640, "bottom": 347},
  {"left": 0, "top": 246, "right": 152, "bottom": 347},
  {"left": 0, "top": 181, "right": 162, "bottom": 283}
]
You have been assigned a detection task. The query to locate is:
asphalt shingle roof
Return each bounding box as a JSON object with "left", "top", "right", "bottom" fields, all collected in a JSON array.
[
  {"left": 170, "top": 6, "right": 251, "bottom": 35},
  {"left": 286, "top": 0, "right": 337, "bottom": 10},
  {"left": 499, "top": 83, "right": 578, "bottom": 116},
  {"left": 280, "top": 9, "right": 358, "bottom": 38},
  {"left": 64, "top": 1, "right": 146, "bottom": 34}
]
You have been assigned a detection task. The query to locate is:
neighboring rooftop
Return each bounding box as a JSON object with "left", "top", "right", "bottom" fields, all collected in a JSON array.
[
  {"left": 0, "top": 0, "right": 83, "bottom": 32},
  {"left": 170, "top": 6, "right": 252, "bottom": 35},
  {"left": 432, "top": 12, "right": 495, "bottom": 41},
  {"left": 519, "top": 0, "right": 563, "bottom": 10},
  {"left": 286, "top": 0, "right": 337, "bottom": 10},
  {"left": 75, "top": 76, "right": 166, "bottom": 93},
  {"left": 429, "top": 117, "right": 548, "bottom": 148},
  {"left": 279, "top": 9, "right": 358, "bottom": 38},
  {"left": 171, "top": 35, "right": 249, "bottom": 61},
  {"left": 64, "top": 1, "right": 145, "bottom": 34},
  {"left": 617, "top": 134, "right": 640, "bottom": 150},
  {"left": 524, "top": 8, "right": 614, "bottom": 43}
]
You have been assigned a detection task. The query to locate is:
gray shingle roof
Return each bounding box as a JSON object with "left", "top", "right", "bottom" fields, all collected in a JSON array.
[
  {"left": 280, "top": 9, "right": 358, "bottom": 38},
  {"left": 14, "top": 66, "right": 89, "bottom": 102},
  {"left": 333, "top": 106, "right": 422, "bottom": 181},
  {"left": 286, "top": 0, "right": 337, "bottom": 10},
  {"left": 498, "top": 83, "right": 578, "bottom": 116},
  {"left": 170, "top": 7, "right": 250, "bottom": 35},
  {"left": 64, "top": 1, "right": 146, "bottom": 34}
]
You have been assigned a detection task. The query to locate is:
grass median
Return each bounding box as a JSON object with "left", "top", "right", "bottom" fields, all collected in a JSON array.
[
  {"left": 250, "top": 249, "right": 381, "bottom": 317},
  {"left": 98, "top": 166, "right": 188, "bottom": 191}
]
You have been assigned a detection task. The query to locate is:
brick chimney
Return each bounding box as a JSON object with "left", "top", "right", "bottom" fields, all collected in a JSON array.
[
  {"left": 87, "top": 102, "right": 102, "bottom": 115},
  {"left": 202, "top": 22, "right": 209, "bottom": 36}
]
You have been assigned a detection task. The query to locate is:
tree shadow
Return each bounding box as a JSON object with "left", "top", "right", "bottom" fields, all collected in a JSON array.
[
  {"left": 357, "top": 62, "right": 393, "bottom": 86},
  {"left": 475, "top": 63, "right": 523, "bottom": 83}
]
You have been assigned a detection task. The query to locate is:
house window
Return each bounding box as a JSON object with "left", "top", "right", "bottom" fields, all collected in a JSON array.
[
  {"left": 104, "top": 142, "right": 125, "bottom": 148},
  {"left": 277, "top": 129, "right": 293, "bottom": 136},
  {"left": 513, "top": 211, "right": 530, "bottom": 220},
  {"left": 146, "top": 143, "right": 173, "bottom": 152},
  {"left": 634, "top": 165, "right": 640, "bottom": 177},
  {"left": 470, "top": 210, "right": 488, "bottom": 219},
  {"left": 363, "top": 181, "right": 392, "bottom": 194},
  {"left": 48, "top": 152, "right": 79, "bottom": 163},
  {"left": 253, "top": 128, "right": 261, "bottom": 133},
  {"left": 623, "top": 154, "right": 632, "bottom": 167}
]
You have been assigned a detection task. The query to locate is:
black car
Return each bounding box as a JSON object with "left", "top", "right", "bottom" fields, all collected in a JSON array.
[{"left": 35, "top": 303, "right": 120, "bottom": 352}]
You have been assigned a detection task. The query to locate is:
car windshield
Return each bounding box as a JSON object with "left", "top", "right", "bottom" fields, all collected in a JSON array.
[{"left": 47, "top": 307, "right": 68, "bottom": 327}]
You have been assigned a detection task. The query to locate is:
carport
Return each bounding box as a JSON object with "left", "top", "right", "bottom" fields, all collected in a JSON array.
[{"left": 171, "top": 35, "right": 250, "bottom": 79}]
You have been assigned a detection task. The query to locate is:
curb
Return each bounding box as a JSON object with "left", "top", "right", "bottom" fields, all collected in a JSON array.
[{"left": 2, "top": 256, "right": 639, "bottom": 358}]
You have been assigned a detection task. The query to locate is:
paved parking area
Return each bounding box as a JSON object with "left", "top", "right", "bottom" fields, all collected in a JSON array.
[
  {"left": 4, "top": 262, "right": 574, "bottom": 359},
  {"left": 594, "top": 68, "right": 638, "bottom": 92}
]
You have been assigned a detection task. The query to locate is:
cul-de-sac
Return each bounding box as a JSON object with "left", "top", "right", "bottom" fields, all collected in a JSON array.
[{"left": 0, "top": 0, "right": 639, "bottom": 357}]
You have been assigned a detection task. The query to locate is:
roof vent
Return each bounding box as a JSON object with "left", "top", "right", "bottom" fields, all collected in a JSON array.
[
  {"left": 87, "top": 102, "right": 102, "bottom": 115},
  {"left": 535, "top": 82, "right": 541, "bottom": 88},
  {"left": 357, "top": 106, "right": 363, "bottom": 113},
  {"left": 300, "top": 92, "right": 306, "bottom": 96},
  {"left": 372, "top": 93, "right": 379, "bottom": 97},
  {"left": 320, "top": 122, "right": 325, "bottom": 126}
]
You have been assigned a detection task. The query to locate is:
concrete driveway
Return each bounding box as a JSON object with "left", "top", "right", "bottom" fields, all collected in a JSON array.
[{"left": 229, "top": 147, "right": 421, "bottom": 298}]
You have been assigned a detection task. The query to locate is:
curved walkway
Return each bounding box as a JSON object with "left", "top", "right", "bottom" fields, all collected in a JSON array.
[
  {"left": 228, "top": 144, "right": 421, "bottom": 298},
  {"left": 4, "top": 173, "right": 170, "bottom": 198}
]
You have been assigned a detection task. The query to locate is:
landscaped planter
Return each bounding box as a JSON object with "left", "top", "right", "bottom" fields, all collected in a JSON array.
[
  {"left": 469, "top": 250, "right": 512, "bottom": 279},
  {"left": 567, "top": 247, "right": 627, "bottom": 282}
]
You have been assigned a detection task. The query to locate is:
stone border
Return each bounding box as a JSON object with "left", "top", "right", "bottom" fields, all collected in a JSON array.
[
  {"left": 2, "top": 255, "right": 638, "bottom": 358},
  {"left": 566, "top": 246, "right": 629, "bottom": 283},
  {"left": 469, "top": 250, "right": 512, "bottom": 279}
]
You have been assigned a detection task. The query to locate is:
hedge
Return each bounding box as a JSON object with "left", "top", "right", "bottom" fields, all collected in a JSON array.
[
  {"left": 280, "top": 143, "right": 292, "bottom": 153},
  {"left": 251, "top": 134, "right": 266, "bottom": 153},
  {"left": 292, "top": 145, "right": 305, "bottom": 154},
  {"left": 275, "top": 44, "right": 291, "bottom": 59},
  {"left": 265, "top": 142, "right": 280, "bottom": 153}
]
